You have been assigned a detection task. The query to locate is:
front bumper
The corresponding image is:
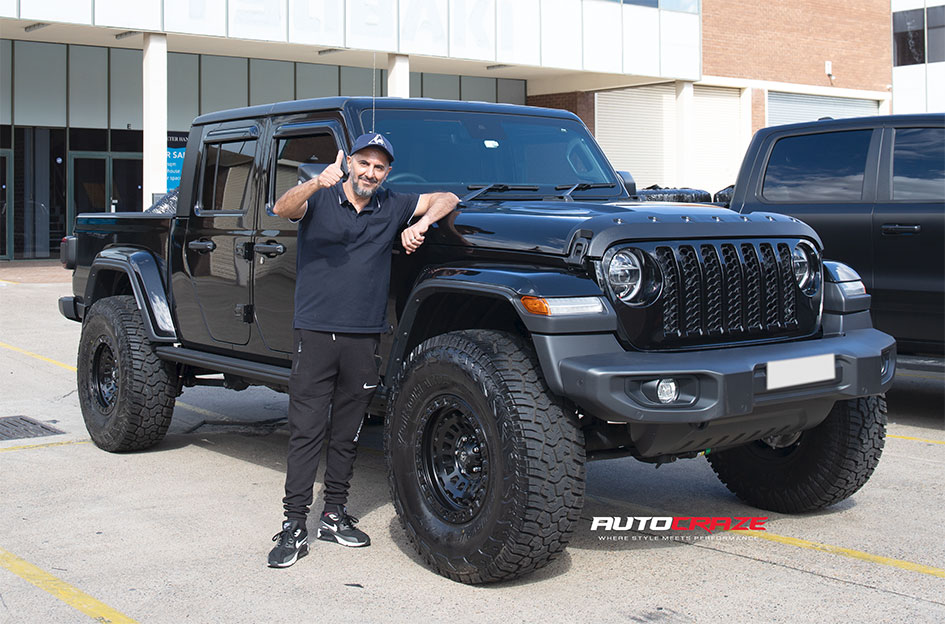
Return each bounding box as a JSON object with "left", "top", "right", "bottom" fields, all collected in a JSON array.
[
  {"left": 58, "top": 296, "right": 82, "bottom": 322},
  {"left": 553, "top": 328, "right": 895, "bottom": 425}
]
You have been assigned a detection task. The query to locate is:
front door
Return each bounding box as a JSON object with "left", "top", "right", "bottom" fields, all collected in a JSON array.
[
  {"left": 872, "top": 125, "right": 945, "bottom": 352},
  {"left": 183, "top": 124, "right": 261, "bottom": 346},
  {"left": 0, "top": 151, "right": 11, "bottom": 259},
  {"left": 252, "top": 119, "right": 346, "bottom": 355}
]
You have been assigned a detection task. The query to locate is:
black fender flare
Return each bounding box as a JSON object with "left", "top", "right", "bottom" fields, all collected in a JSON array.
[
  {"left": 84, "top": 247, "right": 177, "bottom": 342},
  {"left": 384, "top": 265, "right": 616, "bottom": 384}
]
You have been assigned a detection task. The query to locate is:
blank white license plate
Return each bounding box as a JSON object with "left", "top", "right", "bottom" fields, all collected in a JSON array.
[{"left": 766, "top": 353, "right": 835, "bottom": 391}]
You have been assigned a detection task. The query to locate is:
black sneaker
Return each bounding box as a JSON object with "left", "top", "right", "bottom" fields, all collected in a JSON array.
[
  {"left": 268, "top": 520, "right": 309, "bottom": 568},
  {"left": 317, "top": 509, "right": 371, "bottom": 547}
]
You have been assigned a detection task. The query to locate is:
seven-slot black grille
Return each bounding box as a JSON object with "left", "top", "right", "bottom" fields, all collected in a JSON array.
[{"left": 611, "top": 239, "right": 818, "bottom": 350}]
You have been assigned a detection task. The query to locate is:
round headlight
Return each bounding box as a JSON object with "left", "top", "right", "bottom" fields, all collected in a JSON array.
[
  {"left": 792, "top": 244, "right": 813, "bottom": 289},
  {"left": 608, "top": 250, "right": 643, "bottom": 302}
]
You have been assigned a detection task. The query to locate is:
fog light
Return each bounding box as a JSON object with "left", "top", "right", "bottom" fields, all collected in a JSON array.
[{"left": 657, "top": 378, "right": 678, "bottom": 404}]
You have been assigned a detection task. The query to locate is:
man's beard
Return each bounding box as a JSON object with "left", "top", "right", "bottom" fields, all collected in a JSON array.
[{"left": 352, "top": 176, "right": 378, "bottom": 198}]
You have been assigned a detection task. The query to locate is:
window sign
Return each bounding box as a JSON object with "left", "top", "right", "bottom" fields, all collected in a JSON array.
[{"left": 167, "top": 132, "right": 188, "bottom": 190}]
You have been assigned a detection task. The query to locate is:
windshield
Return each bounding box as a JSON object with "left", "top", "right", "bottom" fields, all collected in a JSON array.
[{"left": 360, "top": 109, "right": 623, "bottom": 199}]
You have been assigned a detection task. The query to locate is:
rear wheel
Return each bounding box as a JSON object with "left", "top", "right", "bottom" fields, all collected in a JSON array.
[
  {"left": 385, "top": 330, "right": 585, "bottom": 583},
  {"left": 706, "top": 396, "right": 887, "bottom": 513},
  {"left": 77, "top": 295, "right": 178, "bottom": 452}
]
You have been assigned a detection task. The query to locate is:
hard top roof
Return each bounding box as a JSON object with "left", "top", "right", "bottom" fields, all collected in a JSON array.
[
  {"left": 756, "top": 112, "right": 944, "bottom": 136},
  {"left": 193, "top": 96, "right": 579, "bottom": 126}
]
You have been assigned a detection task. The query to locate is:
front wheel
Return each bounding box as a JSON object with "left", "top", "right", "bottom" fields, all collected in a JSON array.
[
  {"left": 706, "top": 395, "right": 887, "bottom": 513},
  {"left": 385, "top": 330, "right": 585, "bottom": 584},
  {"left": 77, "top": 295, "right": 178, "bottom": 452}
]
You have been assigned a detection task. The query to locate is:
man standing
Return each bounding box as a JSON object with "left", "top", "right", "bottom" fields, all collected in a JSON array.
[{"left": 267, "top": 133, "right": 458, "bottom": 568}]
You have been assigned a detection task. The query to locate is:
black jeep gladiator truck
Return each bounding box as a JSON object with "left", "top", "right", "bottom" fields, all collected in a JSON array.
[
  {"left": 59, "top": 97, "right": 895, "bottom": 584},
  {"left": 727, "top": 113, "right": 945, "bottom": 359}
]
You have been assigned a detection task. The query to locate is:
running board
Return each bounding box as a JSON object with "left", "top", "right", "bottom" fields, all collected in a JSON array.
[{"left": 155, "top": 346, "right": 290, "bottom": 386}]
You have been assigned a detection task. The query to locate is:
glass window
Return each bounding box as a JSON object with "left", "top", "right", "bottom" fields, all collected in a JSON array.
[
  {"left": 69, "top": 128, "right": 108, "bottom": 152},
  {"left": 625, "top": 1, "right": 658, "bottom": 7},
  {"left": 13, "top": 127, "right": 67, "bottom": 258},
  {"left": 762, "top": 130, "right": 872, "bottom": 202},
  {"left": 929, "top": 6, "right": 945, "bottom": 63},
  {"left": 892, "top": 127, "right": 945, "bottom": 201},
  {"left": 110, "top": 130, "right": 143, "bottom": 152},
  {"left": 660, "top": 0, "right": 698, "bottom": 13},
  {"left": 271, "top": 133, "right": 338, "bottom": 202},
  {"left": 894, "top": 9, "right": 926, "bottom": 66},
  {"left": 199, "top": 139, "right": 257, "bottom": 213},
  {"left": 362, "top": 110, "right": 620, "bottom": 198}
]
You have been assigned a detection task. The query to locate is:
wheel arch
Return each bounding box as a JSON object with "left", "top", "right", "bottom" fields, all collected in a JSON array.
[
  {"left": 383, "top": 265, "right": 614, "bottom": 386},
  {"left": 84, "top": 248, "right": 176, "bottom": 342}
]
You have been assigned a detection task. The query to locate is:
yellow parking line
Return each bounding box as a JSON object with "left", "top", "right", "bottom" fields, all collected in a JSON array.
[
  {"left": 0, "top": 547, "right": 138, "bottom": 623},
  {"left": 896, "top": 371, "right": 944, "bottom": 381},
  {"left": 740, "top": 530, "right": 945, "bottom": 578},
  {"left": 887, "top": 434, "right": 945, "bottom": 445},
  {"left": 0, "top": 341, "right": 77, "bottom": 372},
  {"left": 0, "top": 278, "right": 19, "bottom": 285},
  {"left": 0, "top": 340, "right": 236, "bottom": 425},
  {"left": 0, "top": 439, "right": 91, "bottom": 454}
]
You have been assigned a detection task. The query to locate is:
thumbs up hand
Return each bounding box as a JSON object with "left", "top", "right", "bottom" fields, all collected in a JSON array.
[{"left": 317, "top": 150, "right": 346, "bottom": 189}]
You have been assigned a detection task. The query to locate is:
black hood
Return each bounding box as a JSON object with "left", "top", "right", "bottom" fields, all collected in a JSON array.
[{"left": 431, "top": 200, "right": 822, "bottom": 257}]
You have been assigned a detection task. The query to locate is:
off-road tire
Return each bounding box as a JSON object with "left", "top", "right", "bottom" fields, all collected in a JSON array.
[
  {"left": 706, "top": 396, "right": 887, "bottom": 513},
  {"left": 385, "top": 330, "right": 585, "bottom": 584},
  {"left": 77, "top": 295, "right": 177, "bottom": 452}
]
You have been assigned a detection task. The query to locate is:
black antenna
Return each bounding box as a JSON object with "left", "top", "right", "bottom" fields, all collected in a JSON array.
[{"left": 371, "top": 52, "right": 376, "bottom": 132}]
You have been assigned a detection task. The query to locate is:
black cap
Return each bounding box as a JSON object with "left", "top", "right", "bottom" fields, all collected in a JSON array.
[{"left": 351, "top": 132, "right": 395, "bottom": 163}]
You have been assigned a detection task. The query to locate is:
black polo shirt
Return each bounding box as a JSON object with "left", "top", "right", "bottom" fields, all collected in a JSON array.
[{"left": 293, "top": 181, "right": 419, "bottom": 333}]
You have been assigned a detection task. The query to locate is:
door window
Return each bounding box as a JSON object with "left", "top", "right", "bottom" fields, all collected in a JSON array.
[
  {"left": 198, "top": 139, "right": 257, "bottom": 214},
  {"left": 892, "top": 127, "right": 945, "bottom": 201},
  {"left": 762, "top": 130, "right": 872, "bottom": 202},
  {"left": 271, "top": 133, "right": 339, "bottom": 202}
]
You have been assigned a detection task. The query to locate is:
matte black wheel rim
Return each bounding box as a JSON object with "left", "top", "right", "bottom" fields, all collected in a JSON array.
[
  {"left": 417, "top": 395, "right": 489, "bottom": 524},
  {"left": 91, "top": 338, "right": 119, "bottom": 412}
]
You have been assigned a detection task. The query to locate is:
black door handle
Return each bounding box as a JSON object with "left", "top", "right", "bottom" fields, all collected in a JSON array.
[
  {"left": 254, "top": 242, "right": 286, "bottom": 257},
  {"left": 188, "top": 239, "right": 216, "bottom": 252},
  {"left": 881, "top": 224, "right": 921, "bottom": 236}
]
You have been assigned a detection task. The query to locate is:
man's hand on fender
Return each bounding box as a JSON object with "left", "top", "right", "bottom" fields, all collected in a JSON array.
[{"left": 401, "top": 219, "right": 429, "bottom": 254}]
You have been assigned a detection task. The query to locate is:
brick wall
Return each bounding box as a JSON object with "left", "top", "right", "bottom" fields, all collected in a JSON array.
[
  {"left": 703, "top": 0, "right": 891, "bottom": 92},
  {"left": 527, "top": 92, "right": 596, "bottom": 135},
  {"left": 751, "top": 88, "right": 766, "bottom": 134}
]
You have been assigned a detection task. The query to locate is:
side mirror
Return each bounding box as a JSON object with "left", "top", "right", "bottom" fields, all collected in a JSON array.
[
  {"left": 298, "top": 163, "right": 329, "bottom": 183},
  {"left": 616, "top": 170, "right": 636, "bottom": 197}
]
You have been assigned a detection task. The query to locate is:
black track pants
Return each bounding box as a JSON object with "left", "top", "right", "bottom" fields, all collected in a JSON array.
[{"left": 282, "top": 330, "right": 379, "bottom": 522}]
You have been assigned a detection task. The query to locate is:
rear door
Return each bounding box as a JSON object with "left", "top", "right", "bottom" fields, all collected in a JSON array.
[
  {"left": 872, "top": 124, "right": 945, "bottom": 352},
  {"left": 252, "top": 118, "right": 347, "bottom": 355},
  {"left": 182, "top": 122, "right": 261, "bottom": 346},
  {"left": 751, "top": 128, "right": 880, "bottom": 288}
]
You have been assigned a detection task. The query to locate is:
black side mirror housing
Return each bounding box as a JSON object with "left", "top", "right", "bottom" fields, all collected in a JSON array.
[{"left": 617, "top": 170, "right": 636, "bottom": 197}]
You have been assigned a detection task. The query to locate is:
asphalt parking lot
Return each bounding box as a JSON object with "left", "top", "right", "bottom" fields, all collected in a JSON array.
[{"left": 1, "top": 261, "right": 943, "bottom": 624}]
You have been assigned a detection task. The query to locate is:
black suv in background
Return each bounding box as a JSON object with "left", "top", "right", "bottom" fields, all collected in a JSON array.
[{"left": 728, "top": 114, "right": 945, "bottom": 356}]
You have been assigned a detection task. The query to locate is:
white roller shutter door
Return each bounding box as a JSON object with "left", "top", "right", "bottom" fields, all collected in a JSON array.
[
  {"left": 767, "top": 92, "right": 880, "bottom": 126},
  {"left": 595, "top": 84, "right": 676, "bottom": 189},
  {"left": 691, "top": 85, "right": 742, "bottom": 195}
]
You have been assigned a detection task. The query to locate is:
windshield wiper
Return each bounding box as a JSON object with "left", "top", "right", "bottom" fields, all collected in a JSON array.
[
  {"left": 462, "top": 184, "right": 541, "bottom": 203},
  {"left": 554, "top": 182, "right": 617, "bottom": 201}
]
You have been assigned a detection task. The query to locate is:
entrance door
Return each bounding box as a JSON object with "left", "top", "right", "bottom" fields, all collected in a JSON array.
[
  {"left": 68, "top": 152, "right": 143, "bottom": 234},
  {"left": 1, "top": 150, "right": 11, "bottom": 260},
  {"left": 68, "top": 153, "right": 108, "bottom": 234},
  {"left": 111, "top": 155, "right": 143, "bottom": 212}
]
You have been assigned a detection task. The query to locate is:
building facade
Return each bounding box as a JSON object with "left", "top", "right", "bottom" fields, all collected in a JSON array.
[{"left": 0, "top": 0, "right": 913, "bottom": 261}]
